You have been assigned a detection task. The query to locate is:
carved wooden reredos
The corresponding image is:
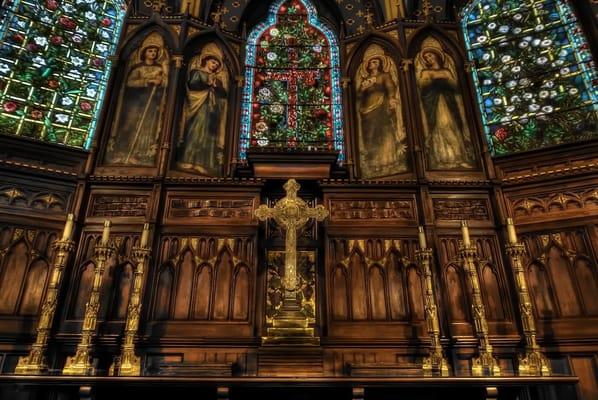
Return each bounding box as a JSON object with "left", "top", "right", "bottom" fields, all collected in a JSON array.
[{"left": 1, "top": 0, "right": 598, "bottom": 399}]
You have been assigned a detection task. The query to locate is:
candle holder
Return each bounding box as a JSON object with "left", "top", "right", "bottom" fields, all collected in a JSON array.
[
  {"left": 63, "top": 242, "right": 114, "bottom": 376},
  {"left": 416, "top": 248, "right": 449, "bottom": 376},
  {"left": 460, "top": 244, "right": 501, "bottom": 376},
  {"left": 506, "top": 242, "right": 551, "bottom": 376},
  {"left": 15, "top": 238, "right": 76, "bottom": 375},
  {"left": 110, "top": 246, "right": 150, "bottom": 376}
]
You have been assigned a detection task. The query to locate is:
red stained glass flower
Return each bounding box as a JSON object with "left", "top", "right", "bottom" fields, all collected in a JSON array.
[
  {"left": 47, "top": 79, "right": 60, "bottom": 89},
  {"left": 79, "top": 102, "right": 92, "bottom": 111},
  {"left": 45, "top": 0, "right": 58, "bottom": 10},
  {"left": 58, "top": 16, "right": 77, "bottom": 30},
  {"left": 3, "top": 102, "right": 17, "bottom": 113},
  {"left": 495, "top": 127, "right": 509, "bottom": 141},
  {"left": 50, "top": 36, "right": 63, "bottom": 45},
  {"left": 30, "top": 110, "right": 43, "bottom": 119},
  {"left": 12, "top": 34, "right": 25, "bottom": 44},
  {"left": 101, "top": 18, "right": 113, "bottom": 27}
]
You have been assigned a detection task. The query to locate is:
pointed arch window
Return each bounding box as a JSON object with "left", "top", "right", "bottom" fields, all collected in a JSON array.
[
  {"left": 462, "top": 0, "right": 598, "bottom": 156},
  {"left": 0, "top": 0, "right": 126, "bottom": 148},
  {"left": 239, "top": 0, "right": 344, "bottom": 161}
]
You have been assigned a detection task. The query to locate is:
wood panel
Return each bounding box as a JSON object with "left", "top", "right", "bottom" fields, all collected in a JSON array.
[
  {"left": 0, "top": 225, "right": 56, "bottom": 322},
  {"left": 436, "top": 235, "right": 516, "bottom": 338},
  {"left": 147, "top": 236, "right": 256, "bottom": 339},
  {"left": 326, "top": 238, "right": 426, "bottom": 339}
]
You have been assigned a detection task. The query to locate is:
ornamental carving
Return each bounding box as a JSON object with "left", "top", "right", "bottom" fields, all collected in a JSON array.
[
  {"left": 329, "top": 199, "right": 415, "bottom": 221},
  {"left": 167, "top": 197, "right": 255, "bottom": 221},
  {"left": 0, "top": 185, "right": 68, "bottom": 214},
  {"left": 510, "top": 187, "right": 598, "bottom": 221},
  {"left": 433, "top": 199, "right": 489, "bottom": 221},
  {"left": 90, "top": 195, "right": 149, "bottom": 218}
]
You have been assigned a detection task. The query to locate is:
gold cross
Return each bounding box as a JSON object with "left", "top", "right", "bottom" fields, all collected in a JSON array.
[
  {"left": 364, "top": 8, "right": 375, "bottom": 27},
  {"left": 255, "top": 179, "right": 328, "bottom": 292},
  {"left": 144, "top": 0, "right": 172, "bottom": 13}
]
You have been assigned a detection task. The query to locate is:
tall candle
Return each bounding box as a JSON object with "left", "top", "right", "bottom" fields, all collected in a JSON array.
[
  {"left": 506, "top": 218, "right": 518, "bottom": 245},
  {"left": 101, "top": 220, "right": 111, "bottom": 246},
  {"left": 62, "top": 214, "right": 74, "bottom": 241},
  {"left": 461, "top": 220, "right": 471, "bottom": 247},
  {"left": 140, "top": 223, "right": 150, "bottom": 248},
  {"left": 418, "top": 226, "right": 427, "bottom": 249}
]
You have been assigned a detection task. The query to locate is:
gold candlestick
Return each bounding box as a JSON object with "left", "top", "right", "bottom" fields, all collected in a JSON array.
[
  {"left": 63, "top": 221, "right": 113, "bottom": 376},
  {"left": 110, "top": 224, "right": 151, "bottom": 376},
  {"left": 15, "top": 215, "right": 76, "bottom": 375},
  {"left": 460, "top": 222, "right": 500, "bottom": 376},
  {"left": 416, "top": 228, "right": 449, "bottom": 376},
  {"left": 504, "top": 219, "right": 551, "bottom": 376}
]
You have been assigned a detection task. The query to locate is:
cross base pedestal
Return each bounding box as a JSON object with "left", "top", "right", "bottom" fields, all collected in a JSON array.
[{"left": 262, "top": 292, "right": 319, "bottom": 346}]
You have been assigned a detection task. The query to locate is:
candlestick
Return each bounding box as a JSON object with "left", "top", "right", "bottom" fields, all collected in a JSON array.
[
  {"left": 461, "top": 220, "right": 471, "bottom": 247},
  {"left": 101, "top": 220, "right": 111, "bottom": 246},
  {"left": 416, "top": 247, "right": 449, "bottom": 376},
  {"left": 506, "top": 218, "right": 518, "bottom": 245},
  {"left": 62, "top": 214, "right": 75, "bottom": 241},
  {"left": 110, "top": 244, "right": 151, "bottom": 376},
  {"left": 505, "top": 242, "right": 551, "bottom": 375},
  {"left": 418, "top": 226, "right": 427, "bottom": 249},
  {"left": 139, "top": 223, "right": 150, "bottom": 249}
]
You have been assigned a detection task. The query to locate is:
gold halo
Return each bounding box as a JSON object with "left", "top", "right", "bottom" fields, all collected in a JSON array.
[
  {"left": 139, "top": 33, "right": 165, "bottom": 62},
  {"left": 360, "top": 44, "right": 390, "bottom": 76},
  {"left": 195, "top": 43, "right": 224, "bottom": 73},
  {"left": 418, "top": 37, "right": 446, "bottom": 66}
]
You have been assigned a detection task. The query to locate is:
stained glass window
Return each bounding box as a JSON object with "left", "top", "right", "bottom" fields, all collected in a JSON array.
[
  {"left": 0, "top": 0, "right": 126, "bottom": 149},
  {"left": 239, "top": 0, "right": 344, "bottom": 161},
  {"left": 462, "top": 0, "right": 598, "bottom": 156}
]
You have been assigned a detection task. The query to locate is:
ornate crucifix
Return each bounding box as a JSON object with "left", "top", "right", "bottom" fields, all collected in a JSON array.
[
  {"left": 266, "top": 69, "right": 320, "bottom": 131},
  {"left": 256, "top": 179, "right": 328, "bottom": 296}
]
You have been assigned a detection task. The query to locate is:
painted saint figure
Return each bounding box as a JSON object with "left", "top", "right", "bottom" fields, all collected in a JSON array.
[
  {"left": 176, "top": 43, "right": 229, "bottom": 176},
  {"left": 356, "top": 44, "right": 408, "bottom": 179},
  {"left": 105, "top": 33, "right": 169, "bottom": 166},
  {"left": 415, "top": 37, "right": 475, "bottom": 169}
]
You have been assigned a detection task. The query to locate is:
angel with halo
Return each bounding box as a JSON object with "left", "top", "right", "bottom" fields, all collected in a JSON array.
[
  {"left": 355, "top": 44, "right": 408, "bottom": 179},
  {"left": 415, "top": 37, "right": 475, "bottom": 169},
  {"left": 177, "top": 43, "right": 229, "bottom": 175}
]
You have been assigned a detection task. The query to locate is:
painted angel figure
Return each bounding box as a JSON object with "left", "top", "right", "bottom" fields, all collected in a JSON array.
[
  {"left": 105, "top": 33, "right": 169, "bottom": 166},
  {"left": 176, "top": 43, "right": 229, "bottom": 176},
  {"left": 355, "top": 44, "right": 408, "bottom": 179},
  {"left": 415, "top": 37, "right": 475, "bottom": 170}
]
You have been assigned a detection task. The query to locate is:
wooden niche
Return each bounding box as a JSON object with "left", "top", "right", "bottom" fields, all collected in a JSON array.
[
  {"left": 149, "top": 237, "right": 255, "bottom": 338},
  {"left": 0, "top": 226, "right": 57, "bottom": 320},
  {"left": 326, "top": 238, "right": 426, "bottom": 340},
  {"left": 522, "top": 230, "right": 598, "bottom": 338}
]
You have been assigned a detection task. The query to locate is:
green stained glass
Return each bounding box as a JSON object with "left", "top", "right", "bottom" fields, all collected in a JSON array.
[
  {"left": 462, "top": 0, "right": 598, "bottom": 156},
  {"left": 0, "top": 0, "right": 126, "bottom": 149}
]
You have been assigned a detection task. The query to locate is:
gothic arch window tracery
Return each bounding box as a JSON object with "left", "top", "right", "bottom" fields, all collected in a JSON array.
[
  {"left": 0, "top": 0, "right": 126, "bottom": 148},
  {"left": 239, "top": 0, "right": 344, "bottom": 161},
  {"left": 461, "top": 0, "right": 598, "bottom": 156}
]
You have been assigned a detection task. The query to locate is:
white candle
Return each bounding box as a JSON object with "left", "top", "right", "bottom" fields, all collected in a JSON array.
[
  {"left": 62, "top": 213, "right": 74, "bottom": 241},
  {"left": 506, "top": 218, "right": 518, "bottom": 245},
  {"left": 140, "top": 223, "right": 150, "bottom": 248},
  {"left": 418, "top": 226, "right": 427, "bottom": 249},
  {"left": 101, "top": 220, "right": 111, "bottom": 246},
  {"left": 461, "top": 220, "right": 471, "bottom": 247}
]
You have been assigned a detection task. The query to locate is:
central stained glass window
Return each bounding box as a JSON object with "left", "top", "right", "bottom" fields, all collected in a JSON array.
[{"left": 239, "top": 0, "right": 344, "bottom": 161}]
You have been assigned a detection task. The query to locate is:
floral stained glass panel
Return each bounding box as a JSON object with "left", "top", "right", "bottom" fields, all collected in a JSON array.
[
  {"left": 462, "top": 0, "right": 598, "bottom": 156},
  {"left": 0, "top": 0, "right": 125, "bottom": 149},
  {"left": 239, "top": 0, "right": 343, "bottom": 161}
]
